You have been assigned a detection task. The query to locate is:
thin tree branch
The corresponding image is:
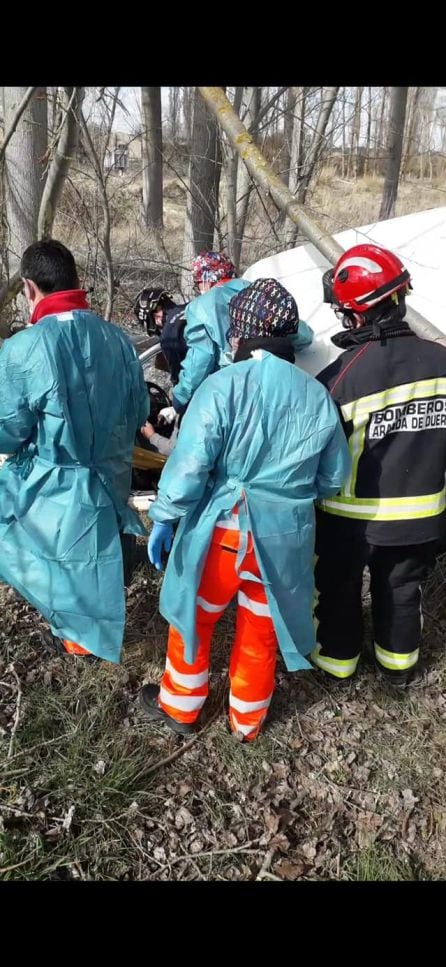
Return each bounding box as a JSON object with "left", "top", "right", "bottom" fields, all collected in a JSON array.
[{"left": 80, "top": 101, "right": 116, "bottom": 319}]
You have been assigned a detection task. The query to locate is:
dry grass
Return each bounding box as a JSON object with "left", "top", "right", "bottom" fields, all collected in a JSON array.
[
  {"left": 1, "top": 550, "right": 446, "bottom": 881},
  {"left": 310, "top": 169, "right": 446, "bottom": 238}
]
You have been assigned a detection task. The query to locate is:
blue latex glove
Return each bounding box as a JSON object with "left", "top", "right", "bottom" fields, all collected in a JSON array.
[{"left": 148, "top": 521, "right": 174, "bottom": 571}]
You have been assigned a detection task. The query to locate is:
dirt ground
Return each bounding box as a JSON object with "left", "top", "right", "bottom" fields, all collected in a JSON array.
[{"left": 1, "top": 549, "right": 445, "bottom": 881}]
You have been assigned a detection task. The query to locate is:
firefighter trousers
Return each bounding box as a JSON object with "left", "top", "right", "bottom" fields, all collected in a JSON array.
[{"left": 312, "top": 514, "right": 437, "bottom": 681}]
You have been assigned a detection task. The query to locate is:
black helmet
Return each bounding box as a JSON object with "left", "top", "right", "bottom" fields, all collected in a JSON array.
[{"left": 134, "top": 286, "right": 177, "bottom": 334}]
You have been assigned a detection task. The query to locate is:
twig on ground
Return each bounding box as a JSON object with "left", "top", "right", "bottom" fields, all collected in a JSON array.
[
  {"left": 152, "top": 841, "right": 262, "bottom": 879},
  {"left": 133, "top": 701, "right": 225, "bottom": 783},
  {"left": 0, "top": 858, "right": 30, "bottom": 874},
  {"left": 255, "top": 847, "right": 278, "bottom": 881},
  {"left": 7, "top": 664, "right": 22, "bottom": 758},
  {"left": 4, "top": 732, "right": 73, "bottom": 763}
]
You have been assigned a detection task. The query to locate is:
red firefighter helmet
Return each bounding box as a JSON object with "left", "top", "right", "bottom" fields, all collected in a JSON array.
[{"left": 323, "top": 244, "right": 412, "bottom": 314}]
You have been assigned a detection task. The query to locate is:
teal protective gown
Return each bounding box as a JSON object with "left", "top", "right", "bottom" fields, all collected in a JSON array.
[
  {"left": 0, "top": 310, "right": 149, "bottom": 661},
  {"left": 150, "top": 350, "right": 351, "bottom": 670}
]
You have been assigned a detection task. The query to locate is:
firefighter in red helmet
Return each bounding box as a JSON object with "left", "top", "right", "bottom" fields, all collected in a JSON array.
[{"left": 314, "top": 243, "right": 446, "bottom": 689}]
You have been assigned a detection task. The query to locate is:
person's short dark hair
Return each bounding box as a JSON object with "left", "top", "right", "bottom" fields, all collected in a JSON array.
[{"left": 21, "top": 240, "right": 79, "bottom": 294}]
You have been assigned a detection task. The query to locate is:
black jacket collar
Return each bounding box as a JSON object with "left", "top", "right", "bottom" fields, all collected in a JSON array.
[{"left": 331, "top": 319, "right": 414, "bottom": 350}]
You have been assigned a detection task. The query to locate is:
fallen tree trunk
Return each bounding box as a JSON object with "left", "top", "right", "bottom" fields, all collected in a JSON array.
[{"left": 198, "top": 86, "right": 446, "bottom": 347}]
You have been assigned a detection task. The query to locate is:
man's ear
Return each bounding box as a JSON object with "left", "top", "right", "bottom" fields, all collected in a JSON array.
[{"left": 23, "top": 278, "right": 37, "bottom": 302}]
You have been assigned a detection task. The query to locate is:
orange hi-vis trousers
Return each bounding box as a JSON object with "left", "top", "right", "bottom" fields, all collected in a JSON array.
[
  {"left": 158, "top": 519, "right": 277, "bottom": 741},
  {"left": 63, "top": 639, "right": 91, "bottom": 656}
]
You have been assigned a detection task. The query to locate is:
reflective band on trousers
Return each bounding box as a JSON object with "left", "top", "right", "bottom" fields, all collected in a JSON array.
[
  {"left": 319, "top": 489, "right": 446, "bottom": 521},
  {"left": 159, "top": 686, "right": 206, "bottom": 712},
  {"left": 215, "top": 514, "right": 240, "bottom": 530},
  {"left": 196, "top": 595, "right": 230, "bottom": 613},
  {"left": 230, "top": 712, "right": 257, "bottom": 737},
  {"left": 165, "top": 657, "right": 208, "bottom": 689},
  {"left": 237, "top": 590, "right": 271, "bottom": 617},
  {"left": 229, "top": 691, "right": 272, "bottom": 714},
  {"left": 374, "top": 643, "right": 419, "bottom": 671},
  {"left": 311, "top": 645, "right": 360, "bottom": 679}
]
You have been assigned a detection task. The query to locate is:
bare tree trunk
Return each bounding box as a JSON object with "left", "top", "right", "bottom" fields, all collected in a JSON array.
[
  {"left": 348, "top": 88, "right": 355, "bottom": 177},
  {"left": 182, "top": 86, "right": 193, "bottom": 143},
  {"left": 249, "top": 86, "right": 287, "bottom": 134},
  {"left": 401, "top": 86, "right": 421, "bottom": 180},
  {"left": 364, "top": 87, "right": 372, "bottom": 176},
  {"left": 141, "top": 86, "right": 163, "bottom": 229},
  {"left": 282, "top": 86, "right": 295, "bottom": 185},
  {"left": 38, "top": 87, "right": 83, "bottom": 240},
  {"left": 375, "top": 87, "right": 388, "bottom": 175},
  {"left": 276, "top": 87, "right": 297, "bottom": 232},
  {"left": 1, "top": 87, "right": 47, "bottom": 332},
  {"left": 0, "top": 87, "right": 37, "bottom": 162},
  {"left": 285, "top": 87, "right": 339, "bottom": 247},
  {"left": 341, "top": 88, "right": 347, "bottom": 177},
  {"left": 285, "top": 86, "right": 306, "bottom": 194},
  {"left": 297, "top": 88, "right": 307, "bottom": 179},
  {"left": 224, "top": 87, "right": 243, "bottom": 265},
  {"left": 181, "top": 87, "right": 223, "bottom": 296},
  {"left": 270, "top": 87, "right": 280, "bottom": 140},
  {"left": 284, "top": 86, "right": 306, "bottom": 239},
  {"left": 233, "top": 87, "right": 261, "bottom": 270},
  {"left": 48, "top": 86, "right": 58, "bottom": 138},
  {"left": 80, "top": 90, "right": 120, "bottom": 320},
  {"left": 379, "top": 86, "right": 408, "bottom": 220},
  {"left": 224, "top": 149, "right": 237, "bottom": 262},
  {"left": 168, "top": 86, "right": 180, "bottom": 141},
  {"left": 350, "top": 86, "right": 362, "bottom": 180},
  {"left": 296, "top": 86, "right": 339, "bottom": 203},
  {"left": 2, "top": 87, "right": 47, "bottom": 275}
]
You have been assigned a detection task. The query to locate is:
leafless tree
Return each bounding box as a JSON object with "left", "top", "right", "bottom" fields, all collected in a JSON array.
[
  {"left": 181, "top": 87, "right": 223, "bottom": 295},
  {"left": 80, "top": 88, "right": 120, "bottom": 319},
  {"left": 38, "top": 87, "right": 83, "bottom": 240},
  {"left": 1, "top": 87, "right": 47, "bottom": 332},
  {"left": 379, "top": 87, "right": 408, "bottom": 220},
  {"left": 141, "top": 87, "right": 163, "bottom": 229}
]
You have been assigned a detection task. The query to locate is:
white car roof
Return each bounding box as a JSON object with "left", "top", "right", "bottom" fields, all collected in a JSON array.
[{"left": 243, "top": 206, "right": 446, "bottom": 376}]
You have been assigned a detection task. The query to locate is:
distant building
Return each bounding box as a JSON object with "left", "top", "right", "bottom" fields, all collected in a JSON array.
[
  {"left": 102, "top": 132, "right": 141, "bottom": 174},
  {"left": 104, "top": 142, "right": 129, "bottom": 174}
]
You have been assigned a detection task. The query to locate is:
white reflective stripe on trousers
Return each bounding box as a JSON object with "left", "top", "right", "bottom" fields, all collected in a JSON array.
[
  {"left": 230, "top": 712, "right": 257, "bottom": 737},
  {"left": 165, "top": 657, "right": 208, "bottom": 689},
  {"left": 159, "top": 686, "right": 206, "bottom": 712},
  {"left": 215, "top": 515, "right": 240, "bottom": 530},
  {"left": 229, "top": 692, "right": 272, "bottom": 714},
  {"left": 237, "top": 590, "right": 271, "bottom": 617},
  {"left": 196, "top": 595, "right": 230, "bottom": 613}
]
